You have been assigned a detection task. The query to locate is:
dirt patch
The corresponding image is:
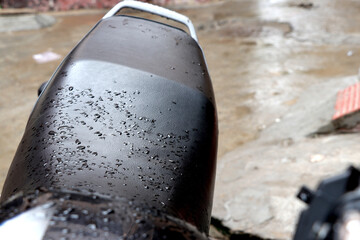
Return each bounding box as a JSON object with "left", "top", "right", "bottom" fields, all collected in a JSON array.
[{"left": 198, "top": 19, "right": 292, "bottom": 38}]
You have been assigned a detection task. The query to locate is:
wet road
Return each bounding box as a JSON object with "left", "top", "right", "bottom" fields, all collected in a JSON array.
[
  {"left": 0, "top": 11, "right": 109, "bottom": 189},
  {"left": 2, "top": 0, "right": 360, "bottom": 239}
]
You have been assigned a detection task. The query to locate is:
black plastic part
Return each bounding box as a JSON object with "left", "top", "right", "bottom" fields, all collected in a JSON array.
[
  {"left": 297, "top": 186, "right": 314, "bottom": 204},
  {"left": 0, "top": 15, "right": 217, "bottom": 236},
  {"left": 38, "top": 81, "right": 48, "bottom": 96},
  {"left": 293, "top": 166, "right": 360, "bottom": 240}
]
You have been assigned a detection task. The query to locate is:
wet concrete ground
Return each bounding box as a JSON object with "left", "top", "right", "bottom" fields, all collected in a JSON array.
[{"left": 2, "top": 0, "right": 360, "bottom": 239}]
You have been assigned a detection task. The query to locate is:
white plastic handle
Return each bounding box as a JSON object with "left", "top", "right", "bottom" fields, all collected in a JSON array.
[{"left": 102, "top": 0, "right": 198, "bottom": 42}]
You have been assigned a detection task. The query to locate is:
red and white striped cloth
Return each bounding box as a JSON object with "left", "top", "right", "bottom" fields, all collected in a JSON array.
[{"left": 333, "top": 82, "right": 360, "bottom": 120}]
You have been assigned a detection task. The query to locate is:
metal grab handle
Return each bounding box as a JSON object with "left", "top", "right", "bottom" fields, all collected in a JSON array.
[{"left": 102, "top": 0, "right": 198, "bottom": 42}]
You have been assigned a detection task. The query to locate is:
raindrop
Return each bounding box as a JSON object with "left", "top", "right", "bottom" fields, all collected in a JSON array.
[
  {"left": 101, "top": 209, "right": 114, "bottom": 215},
  {"left": 70, "top": 214, "right": 79, "bottom": 219},
  {"left": 87, "top": 223, "right": 97, "bottom": 230},
  {"left": 63, "top": 208, "right": 73, "bottom": 215}
]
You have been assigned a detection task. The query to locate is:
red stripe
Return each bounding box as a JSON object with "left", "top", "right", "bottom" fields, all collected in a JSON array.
[{"left": 333, "top": 83, "right": 360, "bottom": 120}]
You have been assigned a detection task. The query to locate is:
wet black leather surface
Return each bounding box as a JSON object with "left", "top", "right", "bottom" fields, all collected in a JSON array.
[{"left": 1, "top": 16, "right": 217, "bottom": 233}]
